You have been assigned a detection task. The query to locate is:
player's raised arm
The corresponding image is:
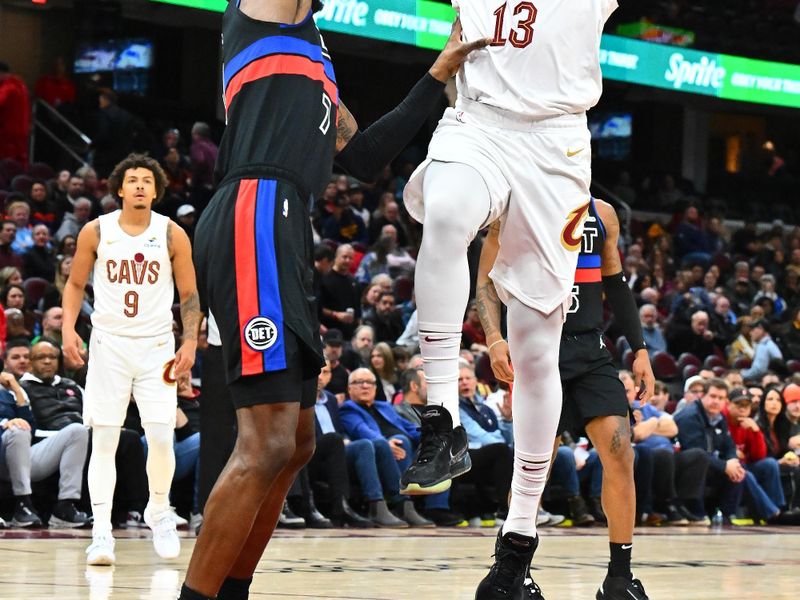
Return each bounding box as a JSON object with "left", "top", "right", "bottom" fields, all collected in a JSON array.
[
  {"left": 168, "top": 221, "right": 201, "bottom": 377},
  {"left": 334, "top": 18, "right": 491, "bottom": 178},
  {"left": 476, "top": 221, "right": 513, "bottom": 383},
  {"left": 61, "top": 219, "right": 99, "bottom": 367},
  {"left": 596, "top": 200, "right": 654, "bottom": 401}
]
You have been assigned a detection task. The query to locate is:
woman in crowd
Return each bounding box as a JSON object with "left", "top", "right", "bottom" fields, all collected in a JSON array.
[
  {"left": 0, "top": 266, "right": 23, "bottom": 290},
  {"left": 1, "top": 283, "right": 38, "bottom": 334},
  {"left": 729, "top": 316, "right": 755, "bottom": 364},
  {"left": 56, "top": 234, "right": 77, "bottom": 259},
  {"left": 370, "top": 342, "right": 398, "bottom": 402},
  {"left": 756, "top": 385, "right": 800, "bottom": 510}
]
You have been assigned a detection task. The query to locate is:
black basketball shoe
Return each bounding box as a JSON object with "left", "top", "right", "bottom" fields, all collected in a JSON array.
[
  {"left": 523, "top": 568, "right": 546, "bottom": 600},
  {"left": 596, "top": 575, "right": 649, "bottom": 600},
  {"left": 400, "top": 405, "right": 471, "bottom": 495},
  {"left": 475, "top": 530, "right": 538, "bottom": 600}
]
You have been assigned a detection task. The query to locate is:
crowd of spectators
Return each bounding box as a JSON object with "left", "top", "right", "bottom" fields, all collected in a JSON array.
[{"left": 1, "top": 102, "right": 800, "bottom": 532}]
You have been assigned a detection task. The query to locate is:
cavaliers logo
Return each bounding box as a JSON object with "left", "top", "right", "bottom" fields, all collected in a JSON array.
[
  {"left": 162, "top": 359, "right": 177, "bottom": 385},
  {"left": 560, "top": 202, "right": 591, "bottom": 251},
  {"left": 244, "top": 316, "right": 279, "bottom": 352}
]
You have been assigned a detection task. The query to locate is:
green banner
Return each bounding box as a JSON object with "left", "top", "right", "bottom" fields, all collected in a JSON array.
[{"left": 151, "top": 0, "right": 800, "bottom": 109}]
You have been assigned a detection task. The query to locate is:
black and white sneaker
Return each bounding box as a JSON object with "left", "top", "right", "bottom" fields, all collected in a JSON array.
[
  {"left": 50, "top": 500, "right": 92, "bottom": 528},
  {"left": 400, "top": 405, "right": 471, "bottom": 495},
  {"left": 474, "top": 530, "right": 538, "bottom": 600},
  {"left": 596, "top": 575, "right": 649, "bottom": 600},
  {"left": 523, "top": 569, "right": 546, "bottom": 600},
  {"left": 12, "top": 497, "right": 42, "bottom": 528}
]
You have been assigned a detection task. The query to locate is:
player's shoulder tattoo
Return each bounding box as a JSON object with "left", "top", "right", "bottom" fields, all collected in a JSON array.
[{"left": 94, "top": 219, "right": 101, "bottom": 242}]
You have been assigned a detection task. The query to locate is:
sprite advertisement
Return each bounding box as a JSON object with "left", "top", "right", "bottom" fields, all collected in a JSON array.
[{"left": 151, "top": 0, "right": 800, "bottom": 109}]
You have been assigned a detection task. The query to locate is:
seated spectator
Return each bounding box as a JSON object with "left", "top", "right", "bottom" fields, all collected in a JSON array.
[
  {"left": 339, "top": 368, "right": 436, "bottom": 527},
  {"left": 674, "top": 379, "right": 746, "bottom": 524},
  {"left": 639, "top": 303, "right": 667, "bottom": 357},
  {"left": 55, "top": 197, "right": 92, "bottom": 243},
  {"left": 359, "top": 282, "right": 382, "bottom": 316},
  {"left": 175, "top": 205, "right": 196, "bottom": 243},
  {"left": 778, "top": 306, "right": 800, "bottom": 360},
  {"left": 723, "top": 370, "right": 745, "bottom": 391},
  {"left": 5, "top": 308, "right": 30, "bottom": 339},
  {"left": 28, "top": 181, "right": 58, "bottom": 233},
  {"left": 318, "top": 244, "right": 360, "bottom": 338},
  {"left": 622, "top": 371, "right": 709, "bottom": 525},
  {"left": 7, "top": 201, "right": 33, "bottom": 255},
  {"left": 728, "top": 317, "right": 755, "bottom": 364},
  {"left": 724, "top": 388, "right": 790, "bottom": 523},
  {"left": 753, "top": 274, "right": 786, "bottom": 319},
  {"left": 32, "top": 306, "right": 62, "bottom": 346},
  {"left": 20, "top": 341, "right": 148, "bottom": 528},
  {"left": 709, "top": 295, "right": 737, "bottom": 349},
  {"left": 369, "top": 342, "right": 398, "bottom": 402},
  {"left": 310, "top": 361, "right": 380, "bottom": 528},
  {"left": 22, "top": 224, "right": 56, "bottom": 282},
  {"left": 3, "top": 338, "right": 30, "bottom": 379},
  {"left": 355, "top": 229, "right": 415, "bottom": 285},
  {"left": 394, "top": 368, "right": 425, "bottom": 426},
  {"left": 340, "top": 324, "right": 374, "bottom": 372},
  {"left": 362, "top": 291, "right": 405, "bottom": 345},
  {"left": 667, "top": 310, "right": 716, "bottom": 359},
  {"left": 322, "top": 194, "right": 367, "bottom": 244},
  {"left": 0, "top": 265, "right": 23, "bottom": 291},
  {"left": 648, "top": 381, "right": 671, "bottom": 412},
  {"left": 380, "top": 225, "right": 416, "bottom": 276},
  {"left": 56, "top": 234, "right": 76, "bottom": 260},
  {"left": 455, "top": 365, "right": 512, "bottom": 524},
  {"left": 322, "top": 329, "right": 348, "bottom": 403},
  {"left": 741, "top": 320, "right": 783, "bottom": 382},
  {"left": 1, "top": 284, "right": 37, "bottom": 335},
  {"left": 673, "top": 375, "right": 707, "bottom": 415},
  {"left": 674, "top": 206, "right": 711, "bottom": 266},
  {"left": 729, "top": 277, "right": 754, "bottom": 316},
  {"left": 368, "top": 200, "right": 408, "bottom": 247},
  {"left": 756, "top": 385, "right": 799, "bottom": 463},
  {"left": 0, "top": 220, "right": 24, "bottom": 273},
  {"left": 0, "top": 368, "right": 90, "bottom": 528}
]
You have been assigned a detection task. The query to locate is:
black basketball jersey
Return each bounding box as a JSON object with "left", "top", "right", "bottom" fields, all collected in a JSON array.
[
  {"left": 217, "top": 1, "right": 338, "bottom": 197},
  {"left": 563, "top": 198, "right": 606, "bottom": 334}
]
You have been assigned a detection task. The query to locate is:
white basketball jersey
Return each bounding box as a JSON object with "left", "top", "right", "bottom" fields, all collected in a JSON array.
[
  {"left": 455, "top": 0, "right": 618, "bottom": 117},
  {"left": 91, "top": 210, "right": 174, "bottom": 337}
]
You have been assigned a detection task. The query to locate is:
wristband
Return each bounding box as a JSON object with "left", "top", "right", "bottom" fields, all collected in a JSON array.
[{"left": 488, "top": 339, "right": 507, "bottom": 352}]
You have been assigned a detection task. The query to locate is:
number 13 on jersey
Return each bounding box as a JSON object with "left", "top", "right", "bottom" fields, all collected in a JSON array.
[{"left": 490, "top": 1, "right": 537, "bottom": 48}]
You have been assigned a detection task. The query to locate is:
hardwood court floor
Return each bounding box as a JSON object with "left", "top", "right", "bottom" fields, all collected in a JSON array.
[{"left": 0, "top": 525, "right": 797, "bottom": 599}]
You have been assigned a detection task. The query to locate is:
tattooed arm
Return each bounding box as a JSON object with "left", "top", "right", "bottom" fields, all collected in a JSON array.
[
  {"left": 169, "top": 221, "right": 202, "bottom": 377},
  {"left": 476, "top": 221, "right": 513, "bottom": 383}
]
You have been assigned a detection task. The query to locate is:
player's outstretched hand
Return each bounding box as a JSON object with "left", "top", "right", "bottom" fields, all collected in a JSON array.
[
  {"left": 62, "top": 329, "right": 85, "bottom": 368},
  {"left": 429, "top": 18, "right": 492, "bottom": 83},
  {"left": 632, "top": 349, "right": 655, "bottom": 403},
  {"left": 173, "top": 341, "right": 197, "bottom": 378},
  {"left": 488, "top": 339, "right": 514, "bottom": 384}
]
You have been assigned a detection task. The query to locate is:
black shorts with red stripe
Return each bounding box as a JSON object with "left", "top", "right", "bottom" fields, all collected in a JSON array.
[{"left": 194, "top": 173, "right": 323, "bottom": 408}]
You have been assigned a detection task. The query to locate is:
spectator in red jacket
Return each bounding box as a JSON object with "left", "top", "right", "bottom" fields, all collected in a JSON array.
[
  {"left": 34, "top": 57, "right": 76, "bottom": 108},
  {"left": 0, "top": 62, "right": 30, "bottom": 167},
  {"left": 725, "top": 388, "right": 787, "bottom": 521}
]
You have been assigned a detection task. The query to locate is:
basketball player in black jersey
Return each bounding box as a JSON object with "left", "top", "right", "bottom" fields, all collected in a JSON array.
[
  {"left": 476, "top": 199, "right": 654, "bottom": 600},
  {"left": 181, "top": 1, "right": 489, "bottom": 599}
]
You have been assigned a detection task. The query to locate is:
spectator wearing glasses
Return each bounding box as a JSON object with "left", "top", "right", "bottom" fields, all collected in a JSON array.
[{"left": 339, "top": 368, "right": 436, "bottom": 527}]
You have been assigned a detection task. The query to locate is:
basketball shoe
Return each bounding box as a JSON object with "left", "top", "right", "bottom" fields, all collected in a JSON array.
[
  {"left": 522, "top": 569, "right": 546, "bottom": 600},
  {"left": 596, "top": 575, "right": 649, "bottom": 600},
  {"left": 475, "top": 529, "right": 538, "bottom": 600},
  {"left": 86, "top": 531, "right": 116, "bottom": 566},
  {"left": 400, "top": 405, "right": 471, "bottom": 495},
  {"left": 144, "top": 505, "right": 181, "bottom": 559}
]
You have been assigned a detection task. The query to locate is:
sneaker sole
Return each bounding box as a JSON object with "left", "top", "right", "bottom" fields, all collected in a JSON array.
[
  {"left": 50, "top": 516, "right": 90, "bottom": 529},
  {"left": 87, "top": 554, "right": 115, "bottom": 566},
  {"left": 401, "top": 454, "right": 472, "bottom": 495},
  {"left": 11, "top": 520, "right": 40, "bottom": 528}
]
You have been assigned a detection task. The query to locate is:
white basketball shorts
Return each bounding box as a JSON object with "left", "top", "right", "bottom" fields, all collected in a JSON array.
[
  {"left": 83, "top": 329, "right": 177, "bottom": 428},
  {"left": 404, "top": 97, "right": 592, "bottom": 315}
]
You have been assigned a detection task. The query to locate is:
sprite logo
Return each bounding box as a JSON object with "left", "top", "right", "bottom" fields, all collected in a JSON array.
[{"left": 665, "top": 53, "right": 725, "bottom": 90}]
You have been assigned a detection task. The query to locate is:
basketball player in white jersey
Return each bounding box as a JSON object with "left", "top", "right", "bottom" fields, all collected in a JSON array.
[
  {"left": 400, "top": 1, "right": 620, "bottom": 598},
  {"left": 62, "top": 154, "right": 202, "bottom": 566}
]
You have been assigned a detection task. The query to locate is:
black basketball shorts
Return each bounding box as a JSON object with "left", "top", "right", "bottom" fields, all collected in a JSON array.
[
  {"left": 194, "top": 175, "right": 323, "bottom": 410},
  {"left": 557, "top": 330, "right": 629, "bottom": 437}
]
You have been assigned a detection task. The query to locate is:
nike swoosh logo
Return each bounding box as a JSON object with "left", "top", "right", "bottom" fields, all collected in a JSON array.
[
  {"left": 567, "top": 147, "right": 584, "bottom": 157},
  {"left": 106, "top": 239, "right": 119, "bottom": 245},
  {"left": 424, "top": 336, "right": 447, "bottom": 342},
  {"left": 521, "top": 465, "right": 538, "bottom": 472},
  {"left": 621, "top": 544, "right": 633, "bottom": 550}
]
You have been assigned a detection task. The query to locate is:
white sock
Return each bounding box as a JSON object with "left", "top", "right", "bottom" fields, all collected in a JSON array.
[
  {"left": 143, "top": 422, "right": 176, "bottom": 513},
  {"left": 416, "top": 161, "right": 491, "bottom": 427},
  {"left": 502, "top": 297, "right": 565, "bottom": 538},
  {"left": 88, "top": 425, "right": 121, "bottom": 534}
]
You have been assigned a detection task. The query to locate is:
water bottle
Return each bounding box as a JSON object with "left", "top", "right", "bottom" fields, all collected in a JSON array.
[{"left": 712, "top": 509, "right": 723, "bottom": 526}]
